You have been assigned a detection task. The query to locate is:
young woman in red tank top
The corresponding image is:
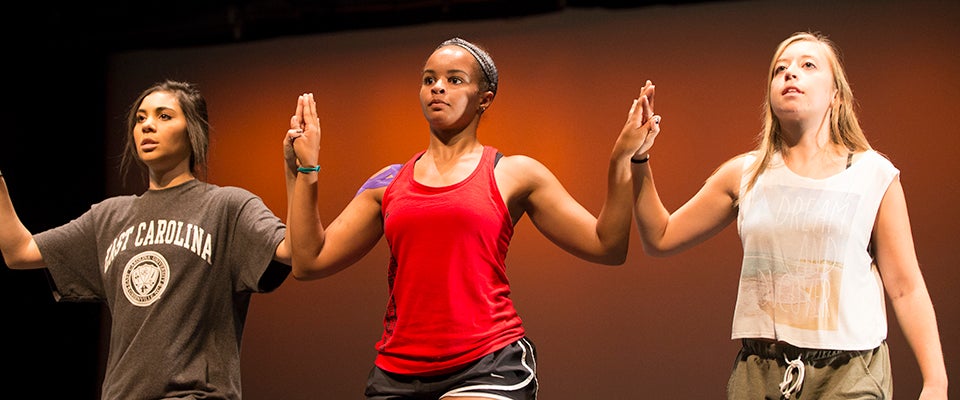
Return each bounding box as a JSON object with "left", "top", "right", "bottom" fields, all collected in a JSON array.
[{"left": 282, "top": 38, "right": 661, "bottom": 400}]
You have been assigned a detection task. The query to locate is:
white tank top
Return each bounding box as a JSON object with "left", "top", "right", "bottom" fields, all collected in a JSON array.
[{"left": 733, "top": 150, "right": 898, "bottom": 350}]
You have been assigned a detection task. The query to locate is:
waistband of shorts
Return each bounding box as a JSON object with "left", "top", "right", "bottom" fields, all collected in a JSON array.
[{"left": 740, "top": 339, "right": 876, "bottom": 363}]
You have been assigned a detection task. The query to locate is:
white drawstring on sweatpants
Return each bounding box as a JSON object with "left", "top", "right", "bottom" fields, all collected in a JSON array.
[{"left": 779, "top": 353, "right": 805, "bottom": 399}]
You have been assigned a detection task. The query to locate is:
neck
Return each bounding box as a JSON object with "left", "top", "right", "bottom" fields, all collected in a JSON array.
[
  {"left": 429, "top": 113, "right": 481, "bottom": 143},
  {"left": 426, "top": 137, "right": 482, "bottom": 161},
  {"left": 779, "top": 108, "right": 832, "bottom": 148},
  {"left": 149, "top": 169, "right": 196, "bottom": 190}
]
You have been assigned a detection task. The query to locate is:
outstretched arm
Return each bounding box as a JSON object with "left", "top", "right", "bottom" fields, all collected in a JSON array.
[
  {"left": 0, "top": 172, "right": 44, "bottom": 269},
  {"left": 270, "top": 98, "right": 307, "bottom": 267},
  {"left": 507, "top": 82, "right": 660, "bottom": 265},
  {"left": 873, "top": 178, "right": 948, "bottom": 399},
  {"left": 284, "top": 94, "right": 384, "bottom": 280},
  {"left": 630, "top": 84, "right": 743, "bottom": 257}
]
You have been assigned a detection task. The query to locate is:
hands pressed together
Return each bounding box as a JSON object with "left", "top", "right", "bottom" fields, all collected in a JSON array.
[
  {"left": 283, "top": 93, "right": 322, "bottom": 176},
  {"left": 617, "top": 79, "right": 661, "bottom": 162},
  {"left": 282, "top": 84, "right": 660, "bottom": 174}
]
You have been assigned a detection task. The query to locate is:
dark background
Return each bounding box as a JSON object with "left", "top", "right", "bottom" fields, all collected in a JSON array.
[
  {"left": 1, "top": 3, "right": 688, "bottom": 397},
  {"left": 2, "top": 1, "right": 957, "bottom": 399}
]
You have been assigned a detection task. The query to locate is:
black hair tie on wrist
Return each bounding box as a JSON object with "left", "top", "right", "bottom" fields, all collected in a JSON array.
[{"left": 630, "top": 155, "right": 650, "bottom": 164}]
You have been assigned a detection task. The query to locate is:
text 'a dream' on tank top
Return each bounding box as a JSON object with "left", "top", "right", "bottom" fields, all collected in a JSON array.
[{"left": 734, "top": 150, "right": 898, "bottom": 351}]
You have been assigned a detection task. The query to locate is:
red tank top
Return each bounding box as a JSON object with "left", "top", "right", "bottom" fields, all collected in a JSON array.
[{"left": 376, "top": 145, "right": 525, "bottom": 375}]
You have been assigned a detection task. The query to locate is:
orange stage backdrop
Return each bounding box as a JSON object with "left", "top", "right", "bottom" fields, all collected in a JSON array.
[{"left": 89, "top": 1, "right": 958, "bottom": 398}]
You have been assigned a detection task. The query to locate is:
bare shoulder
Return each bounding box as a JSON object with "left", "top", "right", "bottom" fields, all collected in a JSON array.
[
  {"left": 707, "top": 152, "right": 752, "bottom": 198},
  {"left": 495, "top": 154, "right": 552, "bottom": 181},
  {"left": 493, "top": 153, "right": 559, "bottom": 204},
  {"left": 718, "top": 152, "right": 752, "bottom": 173}
]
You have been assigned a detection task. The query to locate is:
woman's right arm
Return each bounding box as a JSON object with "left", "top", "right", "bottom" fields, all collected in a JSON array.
[
  {"left": 0, "top": 174, "right": 45, "bottom": 269},
  {"left": 631, "top": 154, "right": 744, "bottom": 257},
  {"left": 285, "top": 94, "right": 384, "bottom": 280}
]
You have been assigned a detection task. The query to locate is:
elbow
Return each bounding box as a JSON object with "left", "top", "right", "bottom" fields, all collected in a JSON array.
[
  {"left": 2, "top": 253, "right": 43, "bottom": 270},
  {"left": 575, "top": 252, "right": 626, "bottom": 266},
  {"left": 640, "top": 242, "right": 674, "bottom": 258},
  {"left": 291, "top": 258, "right": 347, "bottom": 280},
  {"left": 290, "top": 260, "right": 322, "bottom": 281},
  {"left": 291, "top": 266, "right": 331, "bottom": 281},
  {"left": 591, "top": 245, "right": 629, "bottom": 266},
  {"left": 291, "top": 269, "right": 313, "bottom": 281},
  {"left": 605, "top": 252, "right": 629, "bottom": 266},
  {"left": 593, "top": 255, "right": 627, "bottom": 266}
]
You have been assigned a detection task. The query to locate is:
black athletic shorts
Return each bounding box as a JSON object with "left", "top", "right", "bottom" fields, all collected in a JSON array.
[{"left": 364, "top": 337, "right": 538, "bottom": 399}]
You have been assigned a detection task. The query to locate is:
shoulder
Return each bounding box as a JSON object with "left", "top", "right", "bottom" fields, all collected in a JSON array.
[
  {"left": 208, "top": 183, "right": 258, "bottom": 200},
  {"left": 90, "top": 194, "right": 141, "bottom": 215},
  {"left": 859, "top": 149, "right": 897, "bottom": 169},
  {"left": 706, "top": 152, "right": 752, "bottom": 198},
  {"left": 494, "top": 154, "right": 556, "bottom": 188},
  {"left": 371, "top": 164, "right": 403, "bottom": 181},
  {"left": 496, "top": 154, "right": 550, "bottom": 176},
  {"left": 491, "top": 154, "right": 559, "bottom": 202},
  {"left": 194, "top": 182, "right": 268, "bottom": 211},
  {"left": 714, "top": 152, "right": 753, "bottom": 177},
  {"left": 98, "top": 194, "right": 138, "bottom": 207},
  {"left": 357, "top": 164, "right": 403, "bottom": 196},
  {"left": 855, "top": 149, "right": 901, "bottom": 186}
]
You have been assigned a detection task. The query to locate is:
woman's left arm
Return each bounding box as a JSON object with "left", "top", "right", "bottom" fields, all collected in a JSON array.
[
  {"left": 509, "top": 88, "right": 659, "bottom": 265},
  {"left": 873, "top": 177, "right": 948, "bottom": 399},
  {"left": 505, "top": 155, "right": 629, "bottom": 265}
]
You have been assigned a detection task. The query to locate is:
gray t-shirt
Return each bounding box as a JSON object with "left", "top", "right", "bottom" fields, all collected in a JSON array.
[{"left": 34, "top": 179, "right": 288, "bottom": 399}]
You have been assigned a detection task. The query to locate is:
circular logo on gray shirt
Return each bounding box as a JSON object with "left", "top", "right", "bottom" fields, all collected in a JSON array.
[{"left": 122, "top": 251, "right": 170, "bottom": 307}]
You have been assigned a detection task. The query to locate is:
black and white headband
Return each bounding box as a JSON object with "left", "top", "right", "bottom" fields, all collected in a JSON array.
[{"left": 438, "top": 37, "right": 498, "bottom": 95}]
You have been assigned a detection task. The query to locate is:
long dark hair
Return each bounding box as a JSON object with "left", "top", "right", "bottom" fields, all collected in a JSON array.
[{"left": 119, "top": 80, "right": 210, "bottom": 182}]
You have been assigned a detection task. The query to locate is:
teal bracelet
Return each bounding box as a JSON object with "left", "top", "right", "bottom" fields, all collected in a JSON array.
[{"left": 297, "top": 165, "right": 321, "bottom": 173}]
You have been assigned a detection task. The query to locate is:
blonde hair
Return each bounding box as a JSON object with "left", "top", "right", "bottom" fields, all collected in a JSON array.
[{"left": 743, "top": 31, "right": 872, "bottom": 194}]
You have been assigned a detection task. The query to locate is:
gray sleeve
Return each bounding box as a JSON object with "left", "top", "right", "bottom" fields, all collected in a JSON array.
[
  {"left": 34, "top": 207, "right": 106, "bottom": 302},
  {"left": 225, "top": 190, "right": 288, "bottom": 293}
]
